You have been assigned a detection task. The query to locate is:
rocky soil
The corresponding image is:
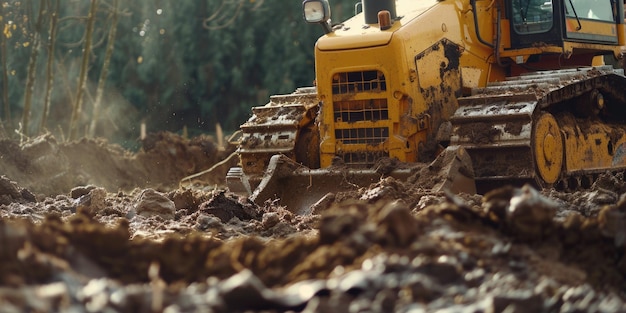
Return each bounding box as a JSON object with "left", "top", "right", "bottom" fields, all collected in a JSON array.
[{"left": 1, "top": 133, "right": 626, "bottom": 312}]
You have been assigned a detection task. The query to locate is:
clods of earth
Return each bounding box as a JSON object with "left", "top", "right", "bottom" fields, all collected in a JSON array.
[{"left": 1, "top": 133, "right": 626, "bottom": 312}]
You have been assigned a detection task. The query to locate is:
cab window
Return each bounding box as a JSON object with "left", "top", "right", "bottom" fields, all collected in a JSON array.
[
  {"left": 565, "top": 0, "right": 615, "bottom": 22},
  {"left": 512, "top": 0, "right": 554, "bottom": 34}
]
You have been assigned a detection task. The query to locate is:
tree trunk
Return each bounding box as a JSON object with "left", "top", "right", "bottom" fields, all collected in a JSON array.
[
  {"left": 0, "top": 2, "right": 10, "bottom": 128},
  {"left": 39, "top": 0, "right": 60, "bottom": 133},
  {"left": 69, "top": 0, "right": 98, "bottom": 140},
  {"left": 22, "top": 0, "right": 47, "bottom": 136},
  {"left": 89, "top": 0, "right": 118, "bottom": 138}
]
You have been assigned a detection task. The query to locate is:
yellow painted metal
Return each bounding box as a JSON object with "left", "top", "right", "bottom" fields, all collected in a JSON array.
[
  {"left": 497, "top": 43, "right": 622, "bottom": 64},
  {"left": 564, "top": 18, "right": 618, "bottom": 43},
  {"left": 315, "top": 0, "right": 500, "bottom": 168},
  {"left": 533, "top": 113, "right": 563, "bottom": 184},
  {"left": 311, "top": 0, "right": 626, "bottom": 174},
  {"left": 562, "top": 121, "right": 626, "bottom": 173}
]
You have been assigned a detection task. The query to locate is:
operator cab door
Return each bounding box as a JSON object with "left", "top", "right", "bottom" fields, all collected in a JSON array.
[{"left": 508, "top": 0, "right": 621, "bottom": 49}]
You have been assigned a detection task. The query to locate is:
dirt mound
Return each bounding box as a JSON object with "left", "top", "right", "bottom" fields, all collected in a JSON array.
[
  {"left": 2, "top": 182, "right": 626, "bottom": 312},
  {"left": 0, "top": 132, "right": 234, "bottom": 196},
  {"left": 1, "top": 135, "right": 626, "bottom": 312}
]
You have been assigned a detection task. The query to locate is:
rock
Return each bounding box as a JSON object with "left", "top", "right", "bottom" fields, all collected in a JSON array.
[
  {"left": 333, "top": 269, "right": 377, "bottom": 295},
  {"left": 375, "top": 201, "right": 418, "bottom": 247},
  {"left": 76, "top": 187, "right": 108, "bottom": 215},
  {"left": 318, "top": 205, "right": 366, "bottom": 245},
  {"left": 195, "top": 214, "right": 224, "bottom": 232},
  {"left": 591, "top": 172, "right": 626, "bottom": 195},
  {"left": 372, "top": 289, "right": 397, "bottom": 312},
  {"left": 585, "top": 189, "right": 618, "bottom": 206},
  {"left": 484, "top": 185, "right": 559, "bottom": 238},
  {"left": 20, "top": 188, "right": 36, "bottom": 202},
  {"left": 262, "top": 212, "right": 280, "bottom": 229},
  {"left": 199, "top": 191, "right": 260, "bottom": 222},
  {"left": 134, "top": 189, "right": 175, "bottom": 220},
  {"left": 0, "top": 176, "right": 20, "bottom": 200},
  {"left": 490, "top": 290, "right": 543, "bottom": 313},
  {"left": 414, "top": 259, "right": 462, "bottom": 285},
  {"left": 70, "top": 185, "right": 97, "bottom": 199},
  {"left": 169, "top": 188, "right": 202, "bottom": 212},
  {"left": 406, "top": 276, "right": 443, "bottom": 302},
  {"left": 360, "top": 177, "right": 403, "bottom": 202},
  {"left": 598, "top": 201, "right": 626, "bottom": 247},
  {"left": 0, "top": 176, "right": 36, "bottom": 205},
  {"left": 483, "top": 186, "right": 516, "bottom": 220},
  {"left": 218, "top": 269, "right": 307, "bottom": 311},
  {"left": 508, "top": 185, "right": 558, "bottom": 215},
  {"left": 415, "top": 194, "right": 444, "bottom": 211}
]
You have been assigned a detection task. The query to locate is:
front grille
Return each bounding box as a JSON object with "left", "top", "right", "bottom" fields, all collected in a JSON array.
[
  {"left": 334, "top": 99, "right": 388, "bottom": 122},
  {"left": 335, "top": 127, "right": 388, "bottom": 145},
  {"left": 331, "top": 69, "right": 390, "bottom": 166},
  {"left": 340, "top": 151, "right": 388, "bottom": 167},
  {"left": 332, "top": 70, "right": 386, "bottom": 95}
]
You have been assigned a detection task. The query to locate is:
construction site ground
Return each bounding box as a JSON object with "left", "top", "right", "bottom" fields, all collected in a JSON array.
[{"left": 1, "top": 132, "right": 626, "bottom": 312}]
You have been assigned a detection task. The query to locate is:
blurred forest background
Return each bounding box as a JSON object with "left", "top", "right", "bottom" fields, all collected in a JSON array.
[{"left": 0, "top": 0, "right": 354, "bottom": 148}]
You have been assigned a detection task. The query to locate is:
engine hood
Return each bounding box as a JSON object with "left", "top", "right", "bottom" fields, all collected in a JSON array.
[
  {"left": 317, "top": 31, "right": 393, "bottom": 51},
  {"left": 316, "top": 0, "right": 439, "bottom": 51}
]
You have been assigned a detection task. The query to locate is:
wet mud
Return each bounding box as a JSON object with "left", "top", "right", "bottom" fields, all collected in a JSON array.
[{"left": 1, "top": 134, "right": 626, "bottom": 312}]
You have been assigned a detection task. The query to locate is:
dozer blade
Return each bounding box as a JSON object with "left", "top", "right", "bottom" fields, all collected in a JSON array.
[
  {"left": 428, "top": 145, "right": 476, "bottom": 195},
  {"left": 248, "top": 146, "right": 476, "bottom": 215}
]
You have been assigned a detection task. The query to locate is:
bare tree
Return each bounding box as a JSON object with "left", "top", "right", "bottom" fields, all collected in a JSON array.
[
  {"left": 21, "top": 0, "right": 47, "bottom": 136},
  {"left": 0, "top": 121, "right": 7, "bottom": 139},
  {"left": 89, "top": 0, "right": 119, "bottom": 138},
  {"left": 203, "top": 0, "right": 263, "bottom": 30},
  {"left": 69, "top": 0, "right": 98, "bottom": 140},
  {"left": 0, "top": 2, "right": 10, "bottom": 128},
  {"left": 39, "top": 0, "right": 60, "bottom": 133}
]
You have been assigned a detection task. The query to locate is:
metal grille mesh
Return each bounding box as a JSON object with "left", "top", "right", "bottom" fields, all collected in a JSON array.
[
  {"left": 332, "top": 70, "right": 386, "bottom": 94},
  {"left": 331, "top": 70, "right": 390, "bottom": 166},
  {"left": 334, "top": 99, "right": 388, "bottom": 122},
  {"left": 335, "top": 127, "right": 388, "bottom": 145}
]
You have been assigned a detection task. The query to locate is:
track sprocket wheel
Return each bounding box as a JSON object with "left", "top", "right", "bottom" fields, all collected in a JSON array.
[{"left": 533, "top": 112, "right": 563, "bottom": 185}]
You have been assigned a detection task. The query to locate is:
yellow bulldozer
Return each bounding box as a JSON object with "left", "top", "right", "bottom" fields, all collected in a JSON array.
[{"left": 227, "top": 0, "right": 626, "bottom": 213}]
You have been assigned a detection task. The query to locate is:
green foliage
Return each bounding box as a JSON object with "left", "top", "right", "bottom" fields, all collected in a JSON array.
[{"left": 0, "top": 0, "right": 358, "bottom": 144}]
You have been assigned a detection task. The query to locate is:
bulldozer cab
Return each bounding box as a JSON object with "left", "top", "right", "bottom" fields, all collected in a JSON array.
[{"left": 507, "top": 0, "right": 624, "bottom": 51}]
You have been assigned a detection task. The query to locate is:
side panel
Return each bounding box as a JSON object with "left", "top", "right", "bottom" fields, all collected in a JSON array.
[{"left": 414, "top": 39, "right": 463, "bottom": 160}]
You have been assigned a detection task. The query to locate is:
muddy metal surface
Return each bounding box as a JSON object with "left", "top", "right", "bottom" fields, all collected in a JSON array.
[{"left": 1, "top": 133, "right": 626, "bottom": 312}]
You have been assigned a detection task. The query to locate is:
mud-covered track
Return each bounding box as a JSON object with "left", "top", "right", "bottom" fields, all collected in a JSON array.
[
  {"left": 450, "top": 66, "right": 626, "bottom": 192},
  {"left": 235, "top": 88, "right": 319, "bottom": 189}
]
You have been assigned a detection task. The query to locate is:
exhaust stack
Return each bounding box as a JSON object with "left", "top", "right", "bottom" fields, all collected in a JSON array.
[{"left": 363, "top": 0, "right": 396, "bottom": 24}]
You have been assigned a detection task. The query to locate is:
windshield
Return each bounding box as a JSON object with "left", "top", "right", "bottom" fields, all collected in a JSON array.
[{"left": 511, "top": 0, "right": 554, "bottom": 34}]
